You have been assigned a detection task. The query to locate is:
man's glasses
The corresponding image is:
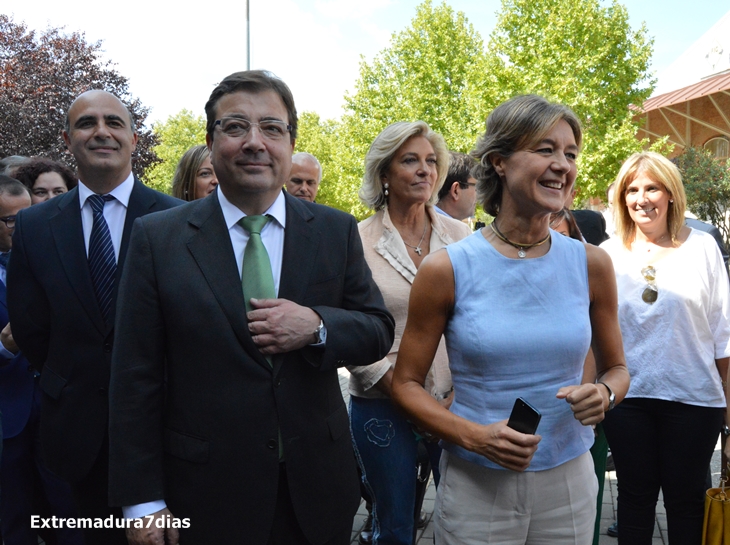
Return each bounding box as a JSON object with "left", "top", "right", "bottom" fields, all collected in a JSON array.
[
  {"left": 641, "top": 266, "right": 658, "bottom": 304},
  {"left": 214, "top": 117, "right": 292, "bottom": 140},
  {"left": 0, "top": 216, "right": 17, "bottom": 229}
]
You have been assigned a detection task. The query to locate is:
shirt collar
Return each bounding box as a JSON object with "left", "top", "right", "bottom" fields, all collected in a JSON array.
[
  {"left": 217, "top": 189, "right": 287, "bottom": 231},
  {"left": 77, "top": 172, "right": 135, "bottom": 209}
]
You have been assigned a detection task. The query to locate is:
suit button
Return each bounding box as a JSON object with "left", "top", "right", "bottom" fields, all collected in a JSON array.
[
  {"left": 104, "top": 343, "right": 112, "bottom": 353},
  {"left": 275, "top": 378, "right": 281, "bottom": 387},
  {"left": 98, "top": 387, "right": 107, "bottom": 396},
  {"left": 267, "top": 439, "right": 277, "bottom": 450}
]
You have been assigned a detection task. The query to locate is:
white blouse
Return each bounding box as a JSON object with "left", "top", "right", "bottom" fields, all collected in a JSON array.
[{"left": 601, "top": 229, "right": 730, "bottom": 407}]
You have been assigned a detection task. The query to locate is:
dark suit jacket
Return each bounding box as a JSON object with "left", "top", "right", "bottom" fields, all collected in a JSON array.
[
  {"left": 0, "top": 278, "right": 35, "bottom": 439},
  {"left": 6, "top": 180, "right": 181, "bottom": 482},
  {"left": 108, "top": 191, "right": 394, "bottom": 545},
  {"left": 572, "top": 209, "right": 609, "bottom": 246}
]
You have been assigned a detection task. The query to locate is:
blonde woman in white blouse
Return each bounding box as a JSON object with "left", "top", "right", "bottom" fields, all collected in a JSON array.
[{"left": 600, "top": 151, "right": 730, "bottom": 545}]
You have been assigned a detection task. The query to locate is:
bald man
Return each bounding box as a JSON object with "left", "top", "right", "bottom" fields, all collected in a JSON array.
[
  {"left": 286, "top": 152, "right": 322, "bottom": 202},
  {"left": 7, "top": 90, "right": 181, "bottom": 545}
]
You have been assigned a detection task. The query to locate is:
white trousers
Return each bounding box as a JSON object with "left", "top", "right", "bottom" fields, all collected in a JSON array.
[{"left": 435, "top": 450, "right": 597, "bottom": 545}]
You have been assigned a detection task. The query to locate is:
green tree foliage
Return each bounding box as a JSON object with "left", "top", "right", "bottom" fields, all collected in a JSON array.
[
  {"left": 488, "top": 0, "right": 655, "bottom": 198},
  {"left": 294, "top": 112, "right": 352, "bottom": 210},
  {"left": 0, "top": 15, "right": 159, "bottom": 177},
  {"left": 328, "top": 0, "right": 494, "bottom": 218},
  {"left": 674, "top": 147, "right": 730, "bottom": 248},
  {"left": 144, "top": 109, "right": 207, "bottom": 193}
]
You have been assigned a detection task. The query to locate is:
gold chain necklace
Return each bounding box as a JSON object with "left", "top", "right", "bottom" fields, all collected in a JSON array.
[{"left": 490, "top": 222, "right": 551, "bottom": 259}]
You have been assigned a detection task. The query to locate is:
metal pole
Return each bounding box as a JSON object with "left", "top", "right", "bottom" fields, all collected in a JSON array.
[{"left": 246, "top": 0, "right": 250, "bottom": 70}]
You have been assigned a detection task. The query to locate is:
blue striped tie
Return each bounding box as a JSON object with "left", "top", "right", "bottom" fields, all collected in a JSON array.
[{"left": 87, "top": 194, "right": 117, "bottom": 325}]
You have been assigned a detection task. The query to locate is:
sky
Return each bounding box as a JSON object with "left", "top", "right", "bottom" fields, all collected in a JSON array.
[{"left": 5, "top": 0, "right": 730, "bottom": 126}]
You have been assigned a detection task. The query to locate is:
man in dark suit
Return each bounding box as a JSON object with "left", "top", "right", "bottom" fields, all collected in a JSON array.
[
  {"left": 108, "top": 70, "right": 394, "bottom": 545},
  {"left": 7, "top": 90, "right": 181, "bottom": 545}
]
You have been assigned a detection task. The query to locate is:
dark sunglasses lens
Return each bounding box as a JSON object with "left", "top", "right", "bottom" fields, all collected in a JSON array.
[{"left": 642, "top": 286, "right": 658, "bottom": 304}]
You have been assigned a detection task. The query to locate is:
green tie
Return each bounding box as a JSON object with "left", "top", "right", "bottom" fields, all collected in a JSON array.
[
  {"left": 240, "top": 215, "right": 283, "bottom": 458},
  {"left": 240, "top": 215, "right": 276, "bottom": 315}
]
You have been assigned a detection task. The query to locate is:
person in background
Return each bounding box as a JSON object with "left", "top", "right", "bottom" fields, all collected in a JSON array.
[
  {"left": 350, "top": 121, "right": 470, "bottom": 545},
  {"left": 14, "top": 157, "right": 77, "bottom": 204},
  {"left": 0, "top": 175, "right": 83, "bottom": 545},
  {"left": 286, "top": 152, "right": 322, "bottom": 202},
  {"left": 434, "top": 151, "right": 477, "bottom": 221},
  {"left": 549, "top": 207, "right": 582, "bottom": 240},
  {"left": 601, "top": 151, "right": 730, "bottom": 545},
  {"left": 392, "top": 95, "right": 629, "bottom": 545},
  {"left": 171, "top": 144, "right": 218, "bottom": 201},
  {"left": 0, "top": 156, "right": 30, "bottom": 178}
]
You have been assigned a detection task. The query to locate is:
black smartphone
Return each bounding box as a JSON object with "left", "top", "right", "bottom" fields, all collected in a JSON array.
[{"left": 507, "top": 397, "right": 541, "bottom": 435}]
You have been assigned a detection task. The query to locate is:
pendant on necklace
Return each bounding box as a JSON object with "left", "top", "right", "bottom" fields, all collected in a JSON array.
[
  {"left": 517, "top": 249, "right": 526, "bottom": 258},
  {"left": 414, "top": 246, "right": 422, "bottom": 256}
]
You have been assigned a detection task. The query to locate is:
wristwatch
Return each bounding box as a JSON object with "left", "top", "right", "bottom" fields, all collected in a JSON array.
[
  {"left": 313, "top": 320, "right": 326, "bottom": 344},
  {"left": 598, "top": 382, "right": 616, "bottom": 411}
]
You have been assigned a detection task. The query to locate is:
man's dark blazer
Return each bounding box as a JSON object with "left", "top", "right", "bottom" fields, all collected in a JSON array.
[
  {"left": 572, "top": 209, "right": 609, "bottom": 246},
  {"left": 108, "top": 191, "right": 395, "bottom": 545},
  {"left": 6, "top": 180, "right": 181, "bottom": 483}
]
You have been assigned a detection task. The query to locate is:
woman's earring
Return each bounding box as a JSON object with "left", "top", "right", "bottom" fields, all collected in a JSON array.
[
  {"left": 384, "top": 182, "right": 389, "bottom": 197},
  {"left": 669, "top": 199, "right": 674, "bottom": 203}
]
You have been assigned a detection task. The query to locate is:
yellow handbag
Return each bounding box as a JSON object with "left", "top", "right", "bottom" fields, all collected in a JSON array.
[
  {"left": 703, "top": 439, "right": 730, "bottom": 545},
  {"left": 703, "top": 480, "right": 730, "bottom": 545}
]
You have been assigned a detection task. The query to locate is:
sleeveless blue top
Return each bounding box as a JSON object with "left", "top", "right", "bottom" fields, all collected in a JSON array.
[{"left": 443, "top": 230, "right": 594, "bottom": 471}]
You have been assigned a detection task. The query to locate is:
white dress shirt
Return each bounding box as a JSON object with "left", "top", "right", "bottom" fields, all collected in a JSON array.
[
  {"left": 77, "top": 172, "right": 135, "bottom": 261},
  {"left": 218, "top": 187, "right": 286, "bottom": 293}
]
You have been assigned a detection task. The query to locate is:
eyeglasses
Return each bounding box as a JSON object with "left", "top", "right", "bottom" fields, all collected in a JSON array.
[
  {"left": 214, "top": 117, "right": 292, "bottom": 140},
  {"left": 460, "top": 182, "right": 476, "bottom": 189},
  {"left": 641, "top": 265, "right": 658, "bottom": 304},
  {"left": 0, "top": 216, "right": 17, "bottom": 229}
]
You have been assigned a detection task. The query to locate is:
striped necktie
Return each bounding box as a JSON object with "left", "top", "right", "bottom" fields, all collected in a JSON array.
[{"left": 87, "top": 194, "right": 117, "bottom": 325}]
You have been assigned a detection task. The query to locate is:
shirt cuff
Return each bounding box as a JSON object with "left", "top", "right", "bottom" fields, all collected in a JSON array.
[
  {"left": 0, "top": 339, "right": 16, "bottom": 358},
  {"left": 123, "top": 500, "right": 167, "bottom": 520}
]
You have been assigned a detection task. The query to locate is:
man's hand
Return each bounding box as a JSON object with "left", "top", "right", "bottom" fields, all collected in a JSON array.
[
  {"left": 126, "top": 508, "right": 179, "bottom": 545},
  {"left": 1, "top": 322, "right": 18, "bottom": 354},
  {"left": 247, "top": 298, "right": 321, "bottom": 355},
  {"left": 557, "top": 384, "right": 606, "bottom": 426}
]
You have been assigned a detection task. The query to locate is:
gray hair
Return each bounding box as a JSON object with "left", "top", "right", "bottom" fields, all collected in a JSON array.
[
  {"left": 360, "top": 121, "right": 448, "bottom": 211},
  {"left": 292, "top": 152, "right": 322, "bottom": 182}
]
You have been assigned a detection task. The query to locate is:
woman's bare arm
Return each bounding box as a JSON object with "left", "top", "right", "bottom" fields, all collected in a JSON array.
[{"left": 392, "top": 249, "right": 540, "bottom": 471}]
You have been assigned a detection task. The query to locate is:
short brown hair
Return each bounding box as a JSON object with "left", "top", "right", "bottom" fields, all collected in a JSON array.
[
  {"left": 205, "top": 70, "right": 298, "bottom": 140},
  {"left": 471, "top": 95, "right": 582, "bottom": 217}
]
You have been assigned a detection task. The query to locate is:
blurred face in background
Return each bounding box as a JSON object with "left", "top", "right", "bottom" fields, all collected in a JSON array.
[
  {"left": 194, "top": 156, "right": 218, "bottom": 199},
  {"left": 31, "top": 172, "right": 68, "bottom": 204}
]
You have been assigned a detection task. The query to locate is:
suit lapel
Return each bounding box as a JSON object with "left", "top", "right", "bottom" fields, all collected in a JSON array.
[
  {"left": 274, "top": 194, "right": 318, "bottom": 374},
  {"left": 50, "top": 189, "right": 106, "bottom": 334},
  {"left": 110, "top": 180, "right": 162, "bottom": 323},
  {"left": 185, "top": 196, "right": 272, "bottom": 371}
]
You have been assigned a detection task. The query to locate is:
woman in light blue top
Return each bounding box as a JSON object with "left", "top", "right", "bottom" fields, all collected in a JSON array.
[{"left": 392, "top": 95, "right": 630, "bottom": 545}]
